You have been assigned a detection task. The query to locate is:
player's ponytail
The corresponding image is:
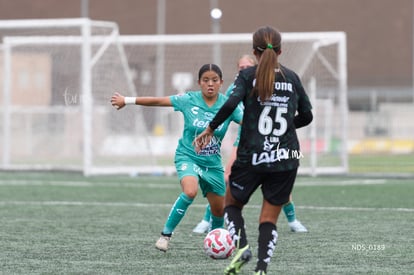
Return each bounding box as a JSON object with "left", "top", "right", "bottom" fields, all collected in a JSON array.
[{"left": 252, "top": 26, "right": 281, "bottom": 102}]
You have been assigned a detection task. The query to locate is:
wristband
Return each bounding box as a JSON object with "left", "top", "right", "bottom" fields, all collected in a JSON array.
[{"left": 124, "top": 97, "right": 136, "bottom": 105}]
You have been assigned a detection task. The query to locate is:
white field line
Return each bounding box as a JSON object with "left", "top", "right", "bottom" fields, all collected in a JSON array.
[
  {"left": 0, "top": 180, "right": 95, "bottom": 186},
  {"left": 0, "top": 178, "right": 400, "bottom": 188},
  {"left": 296, "top": 179, "right": 389, "bottom": 186},
  {"left": 0, "top": 179, "right": 412, "bottom": 212},
  {"left": 0, "top": 180, "right": 179, "bottom": 188},
  {"left": 0, "top": 200, "right": 413, "bottom": 212}
]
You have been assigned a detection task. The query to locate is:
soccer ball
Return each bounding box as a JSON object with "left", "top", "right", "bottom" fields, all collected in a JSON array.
[{"left": 203, "top": 228, "right": 235, "bottom": 259}]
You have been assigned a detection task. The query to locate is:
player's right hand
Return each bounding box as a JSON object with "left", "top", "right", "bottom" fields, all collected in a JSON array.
[{"left": 111, "top": 92, "right": 126, "bottom": 110}]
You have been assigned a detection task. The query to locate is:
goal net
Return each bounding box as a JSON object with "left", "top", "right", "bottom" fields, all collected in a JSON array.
[
  {"left": 0, "top": 18, "right": 348, "bottom": 176},
  {"left": 0, "top": 18, "right": 149, "bottom": 175}
]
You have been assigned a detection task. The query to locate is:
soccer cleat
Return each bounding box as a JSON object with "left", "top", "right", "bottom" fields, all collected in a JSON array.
[
  {"left": 155, "top": 235, "right": 171, "bottom": 252},
  {"left": 288, "top": 220, "right": 308, "bottom": 233},
  {"left": 254, "top": 271, "right": 266, "bottom": 275},
  {"left": 224, "top": 245, "right": 252, "bottom": 275},
  {"left": 192, "top": 220, "right": 210, "bottom": 234}
]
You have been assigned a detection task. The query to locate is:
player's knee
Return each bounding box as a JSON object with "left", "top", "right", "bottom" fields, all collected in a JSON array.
[{"left": 184, "top": 189, "right": 197, "bottom": 199}]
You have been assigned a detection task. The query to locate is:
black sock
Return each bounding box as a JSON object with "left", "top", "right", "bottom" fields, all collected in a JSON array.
[
  {"left": 256, "top": 222, "right": 278, "bottom": 272},
  {"left": 224, "top": 205, "right": 248, "bottom": 248}
]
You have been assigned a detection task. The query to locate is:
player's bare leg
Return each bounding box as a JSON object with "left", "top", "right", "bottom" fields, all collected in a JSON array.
[{"left": 206, "top": 192, "right": 225, "bottom": 230}]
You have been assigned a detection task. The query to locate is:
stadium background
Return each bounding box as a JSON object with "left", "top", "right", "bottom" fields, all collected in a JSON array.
[
  {"left": 0, "top": 0, "right": 413, "bottom": 171},
  {"left": 0, "top": 2, "right": 413, "bottom": 274},
  {"left": 0, "top": 0, "right": 411, "bottom": 92}
]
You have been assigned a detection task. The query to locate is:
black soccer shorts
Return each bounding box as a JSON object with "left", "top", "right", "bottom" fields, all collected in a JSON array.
[{"left": 228, "top": 165, "right": 298, "bottom": 205}]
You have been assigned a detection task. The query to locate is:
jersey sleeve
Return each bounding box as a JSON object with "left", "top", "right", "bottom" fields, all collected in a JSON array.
[
  {"left": 233, "top": 126, "right": 241, "bottom": 147},
  {"left": 169, "top": 93, "right": 190, "bottom": 112},
  {"left": 231, "top": 104, "right": 243, "bottom": 124},
  {"left": 225, "top": 83, "right": 235, "bottom": 97},
  {"left": 209, "top": 92, "right": 242, "bottom": 130}
]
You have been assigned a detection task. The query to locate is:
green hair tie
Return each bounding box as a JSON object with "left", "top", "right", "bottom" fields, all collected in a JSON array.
[{"left": 267, "top": 43, "right": 273, "bottom": 49}]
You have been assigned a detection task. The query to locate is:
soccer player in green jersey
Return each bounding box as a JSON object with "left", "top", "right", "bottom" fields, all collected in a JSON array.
[
  {"left": 194, "top": 26, "right": 313, "bottom": 275},
  {"left": 193, "top": 55, "right": 308, "bottom": 235},
  {"left": 111, "top": 64, "right": 243, "bottom": 253}
]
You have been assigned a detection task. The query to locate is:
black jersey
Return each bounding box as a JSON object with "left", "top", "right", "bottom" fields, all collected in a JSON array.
[{"left": 209, "top": 65, "right": 313, "bottom": 172}]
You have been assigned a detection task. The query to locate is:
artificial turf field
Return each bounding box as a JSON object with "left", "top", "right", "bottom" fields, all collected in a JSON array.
[{"left": 0, "top": 172, "right": 413, "bottom": 274}]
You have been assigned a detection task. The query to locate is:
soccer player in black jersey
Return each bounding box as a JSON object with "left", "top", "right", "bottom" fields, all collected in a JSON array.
[
  {"left": 193, "top": 54, "right": 309, "bottom": 235},
  {"left": 194, "top": 26, "right": 313, "bottom": 275}
]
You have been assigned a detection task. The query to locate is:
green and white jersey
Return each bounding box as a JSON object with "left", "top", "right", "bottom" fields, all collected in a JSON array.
[
  {"left": 226, "top": 81, "right": 243, "bottom": 147},
  {"left": 225, "top": 83, "right": 235, "bottom": 97},
  {"left": 170, "top": 91, "right": 243, "bottom": 169}
]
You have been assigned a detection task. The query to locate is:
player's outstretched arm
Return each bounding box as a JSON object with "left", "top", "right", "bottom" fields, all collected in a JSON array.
[{"left": 111, "top": 92, "right": 173, "bottom": 110}]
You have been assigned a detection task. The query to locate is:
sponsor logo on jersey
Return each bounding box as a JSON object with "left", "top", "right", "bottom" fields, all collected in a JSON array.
[
  {"left": 191, "top": 106, "right": 199, "bottom": 114},
  {"left": 204, "top": 112, "right": 214, "bottom": 120},
  {"left": 197, "top": 136, "right": 221, "bottom": 156},
  {"left": 257, "top": 94, "right": 290, "bottom": 107},
  {"left": 274, "top": 81, "right": 293, "bottom": 92},
  {"left": 252, "top": 79, "right": 293, "bottom": 92},
  {"left": 193, "top": 118, "right": 224, "bottom": 131},
  {"left": 251, "top": 142, "right": 303, "bottom": 165}
]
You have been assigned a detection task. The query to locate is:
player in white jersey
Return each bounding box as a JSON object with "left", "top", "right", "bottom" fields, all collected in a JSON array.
[{"left": 111, "top": 64, "right": 243, "bottom": 253}]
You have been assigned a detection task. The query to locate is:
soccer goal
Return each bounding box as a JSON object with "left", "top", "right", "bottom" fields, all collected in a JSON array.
[
  {"left": 0, "top": 18, "right": 348, "bottom": 176},
  {"left": 0, "top": 18, "right": 152, "bottom": 175}
]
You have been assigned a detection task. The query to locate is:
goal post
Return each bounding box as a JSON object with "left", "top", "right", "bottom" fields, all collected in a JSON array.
[
  {"left": 0, "top": 18, "right": 154, "bottom": 175},
  {"left": 0, "top": 18, "right": 348, "bottom": 176}
]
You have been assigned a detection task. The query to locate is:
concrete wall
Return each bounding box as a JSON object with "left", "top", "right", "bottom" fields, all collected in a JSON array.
[{"left": 0, "top": 0, "right": 412, "bottom": 90}]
